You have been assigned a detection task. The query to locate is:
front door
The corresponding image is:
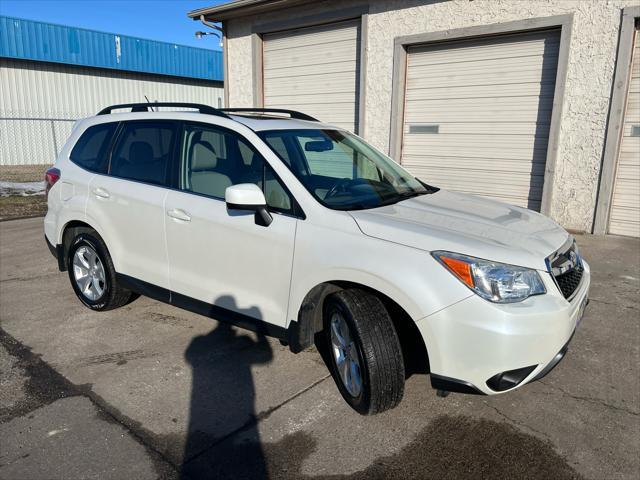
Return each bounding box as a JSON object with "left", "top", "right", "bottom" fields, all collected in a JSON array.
[{"left": 164, "top": 121, "right": 298, "bottom": 328}]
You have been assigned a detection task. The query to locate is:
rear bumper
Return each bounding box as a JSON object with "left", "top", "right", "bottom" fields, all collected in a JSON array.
[{"left": 419, "top": 261, "right": 590, "bottom": 395}]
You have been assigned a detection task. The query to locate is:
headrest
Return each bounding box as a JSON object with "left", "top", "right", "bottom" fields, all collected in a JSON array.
[
  {"left": 129, "top": 141, "right": 154, "bottom": 163},
  {"left": 191, "top": 141, "right": 218, "bottom": 171}
]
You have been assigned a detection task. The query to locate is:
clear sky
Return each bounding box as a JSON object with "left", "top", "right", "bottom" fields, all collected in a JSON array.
[{"left": 0, "top": 0, "right": 227, "bottom": 50}]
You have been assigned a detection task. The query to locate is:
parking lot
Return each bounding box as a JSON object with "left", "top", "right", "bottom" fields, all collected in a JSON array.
[{"left": 0, "top": 217, "right": 638, "bottom": 480}]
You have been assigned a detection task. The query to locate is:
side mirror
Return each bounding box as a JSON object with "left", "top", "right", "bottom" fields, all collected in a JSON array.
[{"left": 225, "top": 183, "right": 273, "bottom": 227}]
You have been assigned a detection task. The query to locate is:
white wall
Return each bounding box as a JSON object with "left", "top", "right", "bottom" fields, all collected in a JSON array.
[
  {"left": 224, "top": 0, "right": 637, "bottom": 232},
  {"left": 0, "top": 58, "right": 224, "bottom": 165}
]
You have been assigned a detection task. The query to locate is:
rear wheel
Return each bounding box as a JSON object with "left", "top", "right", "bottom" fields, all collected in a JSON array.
[
  {"left": 324, "top": 289, "right": 405, "bottom": 415},
  {"left": 67, "top": 231, "right": 136, "bottom": 311}
]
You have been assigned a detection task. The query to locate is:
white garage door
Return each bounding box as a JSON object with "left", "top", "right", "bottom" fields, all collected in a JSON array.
[
  {"left": 609, "top": 28, "right": 640, "bottom": 237},
  {"left": 401, "top": 30, "right": 561, "bottom": 211},
  {"left": 263, "top": 20, "right": 360, "bottom": 132}
]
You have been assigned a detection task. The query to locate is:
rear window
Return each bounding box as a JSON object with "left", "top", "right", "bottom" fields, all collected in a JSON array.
[
  {"left": 109, "top": 121, "right": 177, "bottom": 186},
  {"left": 70, "top": 123, "right": 118, "bottom": 173}
]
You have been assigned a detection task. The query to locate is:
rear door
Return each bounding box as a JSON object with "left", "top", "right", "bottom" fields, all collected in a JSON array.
[
  {"left": 164, "top": 121, "right": 298, "bottom": 328},
  {"left": 86, "top": 120, "right": 177, "bottom": 292}
]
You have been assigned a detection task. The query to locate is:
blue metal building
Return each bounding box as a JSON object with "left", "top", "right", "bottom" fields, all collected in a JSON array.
[
  {"left": 0, "top": 15, "right": 223, "bottom": 81},
  {"left": 0, "top": 16, "right": 224, "bottom": 165}
]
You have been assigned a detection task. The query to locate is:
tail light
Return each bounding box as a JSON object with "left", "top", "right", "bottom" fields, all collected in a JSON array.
[{"left": 45, "top": 167, "right": 61, "bottom": 199}]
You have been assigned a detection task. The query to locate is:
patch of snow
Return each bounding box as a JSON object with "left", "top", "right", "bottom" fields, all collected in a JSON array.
[{"left": 0, "top": 181, "right": 45, "bottom": 197}]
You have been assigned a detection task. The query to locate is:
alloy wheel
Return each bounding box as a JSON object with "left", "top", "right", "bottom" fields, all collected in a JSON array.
[
  {"left": 330, "top": 312, "right": 362, "bottom": 397},
  {"left": 73, "top": 245, "right": 106, "bottom": 301}
]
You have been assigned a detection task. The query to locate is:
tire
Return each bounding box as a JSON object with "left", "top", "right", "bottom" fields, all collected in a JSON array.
[
  {"left": 323, "top": 289, "right": 405, "bottom": 415},
  {"left": 66, "top": 231, "right": 136, "bottom": 311}
]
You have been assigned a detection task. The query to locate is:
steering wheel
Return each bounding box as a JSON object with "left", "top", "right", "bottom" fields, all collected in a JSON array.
[{"left": 324, "top": 178, "right": 353, "bottom": 200}]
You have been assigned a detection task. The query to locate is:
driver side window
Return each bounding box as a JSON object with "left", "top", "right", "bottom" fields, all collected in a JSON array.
[{"left": 180, "top": 123, "right": 295, "bottom": 214}]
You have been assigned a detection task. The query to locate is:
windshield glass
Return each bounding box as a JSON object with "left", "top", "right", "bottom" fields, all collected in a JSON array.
[{"left": 258, "top": 129, "right": 436, "bottom": 210}]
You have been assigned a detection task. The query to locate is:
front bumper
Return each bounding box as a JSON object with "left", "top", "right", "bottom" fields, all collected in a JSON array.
[{"left": 416, "top": 260, "right": 590, "bottom": 395}]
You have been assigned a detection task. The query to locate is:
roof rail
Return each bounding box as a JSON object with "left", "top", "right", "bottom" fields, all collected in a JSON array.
[
  {"left": 97, "top": 102, "right": 230, "bottom": 118},
  {"left": 220, "top": 108, "right": 318, "bottom": 122}
]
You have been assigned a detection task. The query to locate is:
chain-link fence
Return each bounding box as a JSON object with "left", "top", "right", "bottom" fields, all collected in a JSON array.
[{"left": 0, "top": 117, "right": 77, "bottom": 166}]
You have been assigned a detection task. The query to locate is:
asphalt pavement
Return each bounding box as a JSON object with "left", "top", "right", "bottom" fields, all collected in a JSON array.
[{"left": 1, "top": 217, "right": 638, "bottom": 479}]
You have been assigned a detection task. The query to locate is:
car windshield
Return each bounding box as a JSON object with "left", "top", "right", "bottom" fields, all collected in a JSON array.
[{"left": 258, "top": 129, "right": 436, "bottom": 210}]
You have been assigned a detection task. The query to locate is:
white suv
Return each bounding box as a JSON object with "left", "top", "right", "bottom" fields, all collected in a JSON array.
[{"left": 45, "top": 103, "right": 590, "bottom": 415}]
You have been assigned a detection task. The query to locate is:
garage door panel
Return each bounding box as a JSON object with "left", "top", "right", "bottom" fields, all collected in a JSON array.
[
  {"left": 264, "top": 101, "right": 355, "bottom": 116},
  {"left": 406, "top": 67, "right": 558, "bottom": 89},
  {"left": 406, "top": 73, "right": 557, "bottom": 91},
  {"left": 401, "top": 30, "right": 560, "bottom": 210},
  {"left": 264, "top": 24, "right": 357, "bottom": 51},
  {"left": 613, "top": 163, "right": 640, "bottom": 180},
  {"left": 264, "top": 37, "right": 356, "bottom": 55},
  {"left": 264, "top": 71, "right": 357, "bottom": 92},
  {"left": 403, "top": 145, "right": 548, "bottom": 162},
  {"left": 405, "top": 83, "right": 553, "bottom": 101},
  {"left": 410, "top": 168, "right": 545, "bottom": 190},
  {"left": 409, "top": 32, "right": 559, "bottom": 64},
  {"left": 263, "top": 19, "right": 359, "bottom": 132},
  {"left": 610, "top": 217, "right": 640, "bottom": 238},
  {"left": 405, "top": 96, "right": 554, "bottom": 115},
  {"left": 408, "top": 47, "right": 559, "bottom": 68},
  {"left": 402, "top": 155, "right": 547, "bottom": 175},
  {"left": 403, "top": 145, "right": 546, "bottom": 161},
  {"left": 408, "top": 53, "right": 558, "bottom": 75},
  {"left": 622, "top": 123, "right": 640, "bottom": 136},
  {"left": 609, "top": 30, "right": 640, "bottom": 237},
  {"left": 619, "top": 140, "right": 640, "bottom": 156},
  {"left": 264, "top": 62, "right": 357, "bottom": 80},
  {"left": 404, "top": 110, "right": 552, "bottom": 124},
  {"left": 402, "top": 122, "right": 548, "bottom": 135},
  {"left": 402, "top": 133, "right": 547, "bottom": 147},
  {"left": 264, "top": 48, "right": 357, "bottom": 69},
  {"left": 264, "top": 92, "right": 357, "bottom": 105},
  {"left": 612, "top": 187, "right": 640, "bottom": 207},
  {"left": 408, "top": 170, "right": 544, "bottom": 206}
]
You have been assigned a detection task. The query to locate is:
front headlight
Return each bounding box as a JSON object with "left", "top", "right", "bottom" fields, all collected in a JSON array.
[{"left": 432, "top": 251, "right": 546, "bottom": 303}]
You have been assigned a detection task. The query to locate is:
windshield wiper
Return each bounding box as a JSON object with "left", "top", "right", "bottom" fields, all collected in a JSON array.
[
  {"left": 374, "top": 191, "right": 420, "bottom": 208},
  {"left": 416, "top": 178, "right": 440, "bottom": 193}
]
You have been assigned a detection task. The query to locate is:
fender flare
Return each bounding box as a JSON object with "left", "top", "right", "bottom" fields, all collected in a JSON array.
[{"left": 286, "top": 276, "right": 421, "bottom": 353}]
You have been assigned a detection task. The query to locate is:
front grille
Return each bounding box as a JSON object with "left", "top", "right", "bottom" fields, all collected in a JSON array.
[
  {"left": 554, "top": 264, "right": 584, "bottom": 299},
  {"left": 547, "top": 237, "right": 584, "bottom": 300}
]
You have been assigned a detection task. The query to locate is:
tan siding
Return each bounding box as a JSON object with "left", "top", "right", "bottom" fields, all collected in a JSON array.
[
  {"left": 401, "top": 30, "right": 560, "bottom": 210},
  {"left": 263, "top": 20, "right": 360, "bottom": 132},
  {"left": 609, "top": 29, "right": 640, "bottom": 237}
]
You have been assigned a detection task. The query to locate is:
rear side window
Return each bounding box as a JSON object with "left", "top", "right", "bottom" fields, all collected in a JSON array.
[
  {"left": 69, "top": 123, "right": 117, "bottom": 173},
  {"left": 110, "top": 121, "right": 177, "bottom": 186}
]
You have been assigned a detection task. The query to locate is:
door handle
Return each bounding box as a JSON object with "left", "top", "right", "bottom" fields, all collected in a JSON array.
[
  {"left": 167, "top": 208, "right": 191, "bottom": 222},
  {"left": 93, "top": 187, "right": 110, "bottom": 199}
]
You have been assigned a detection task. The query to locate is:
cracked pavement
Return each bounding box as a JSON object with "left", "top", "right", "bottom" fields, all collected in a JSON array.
[{"left": 1, "top": 217, "right": 638, "bottom": 479}]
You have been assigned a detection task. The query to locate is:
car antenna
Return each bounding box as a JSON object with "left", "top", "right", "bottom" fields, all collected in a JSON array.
[{"left": 144, "top": 95, "right": 155, "bottom": 112}]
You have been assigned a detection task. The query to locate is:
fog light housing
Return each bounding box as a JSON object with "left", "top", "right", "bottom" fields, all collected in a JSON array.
[{"left": 486, "top": 365, "right": 537, "bottom": 392}]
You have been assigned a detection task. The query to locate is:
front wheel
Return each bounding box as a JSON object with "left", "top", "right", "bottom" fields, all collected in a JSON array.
[
  {"left": 324, "top": 289, "right": 405, "bottom": 415},
  {"left": 67, "top": 231, "right": 137, "bottom": 311}
]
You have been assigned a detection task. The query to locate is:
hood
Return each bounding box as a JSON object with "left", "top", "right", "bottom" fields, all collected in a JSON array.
[{"left": 349, "top": 190, "right": 569, "bottom": 271}]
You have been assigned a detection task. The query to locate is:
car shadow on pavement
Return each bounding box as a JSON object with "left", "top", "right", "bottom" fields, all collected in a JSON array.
[{"left": 179, "top": 297, "right": 273, "bottom": 479}]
